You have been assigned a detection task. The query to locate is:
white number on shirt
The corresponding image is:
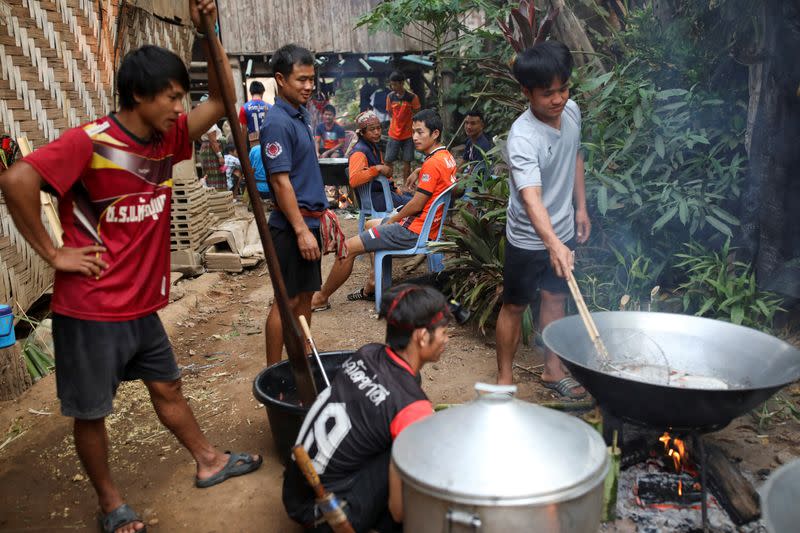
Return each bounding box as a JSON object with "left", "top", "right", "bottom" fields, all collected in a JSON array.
[{"left": 295, "top": 387, "right": 352, "bottom": 474}]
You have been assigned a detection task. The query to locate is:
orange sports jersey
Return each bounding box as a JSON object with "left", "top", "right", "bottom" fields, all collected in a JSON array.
[
  {"left": 386, "top": 91, "right": 421, "bottom": 140},
  {"left": 401, "top": 147, "right": 457, "bottom": 239}
]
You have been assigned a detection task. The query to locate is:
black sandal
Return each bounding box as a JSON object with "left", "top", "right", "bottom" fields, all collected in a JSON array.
[{"left": 346, "top": 288, "right": 375, "bottom": 301}]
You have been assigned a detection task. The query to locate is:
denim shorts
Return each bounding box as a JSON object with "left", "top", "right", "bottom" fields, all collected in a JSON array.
[{"left": 385, "top": 137, "right": 414, "bottom": 163}]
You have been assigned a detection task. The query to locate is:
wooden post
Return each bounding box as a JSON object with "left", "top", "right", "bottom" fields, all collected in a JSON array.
[
  {"left": 199, "top": 14, "right": 317, "bottom": 405},
  {"left": 0, "top": 342, "right": 32, "bottom": 401}
]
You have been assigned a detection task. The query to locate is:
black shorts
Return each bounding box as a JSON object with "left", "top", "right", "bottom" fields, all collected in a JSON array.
[
  {"left": 283, "top": 451, "right": 401, "bottom": 533},
  {"left": 271, "top": 225, "right": 322, "bottom": 298},
  {"left": 502, "top": 238, "right": 577, "bottom": 306},
  {"left": 52, "top": 313, "right": 180, "bottom": 420}
]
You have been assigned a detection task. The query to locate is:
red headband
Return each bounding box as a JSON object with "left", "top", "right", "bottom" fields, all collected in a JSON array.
[{"left": 385, "top": 287, "right": 450, "bottom": 331}]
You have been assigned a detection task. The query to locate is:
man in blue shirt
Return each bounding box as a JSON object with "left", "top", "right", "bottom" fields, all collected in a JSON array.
[
  {"left": 260, "top": 44, "right": 328, "bottom": 366},
  {"left": 248, "top": 144, "right": 269, "bottom": 199},
  {"left": 315, "top": 104, "right": 346, "bottom": 158},
  {"left": 239, "top": 80, "right": 271, "bottom": 146},
  {"left": 462, "top": 109, "right": 493, "bottom": 177}
]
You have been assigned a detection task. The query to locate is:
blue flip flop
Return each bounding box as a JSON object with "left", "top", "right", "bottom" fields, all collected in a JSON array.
[
  {"left": 99, "top": 504, "right": 146, "bottom": 533},
  {"left": 195, "top": 452, "right": 263, "bottom": 489}
]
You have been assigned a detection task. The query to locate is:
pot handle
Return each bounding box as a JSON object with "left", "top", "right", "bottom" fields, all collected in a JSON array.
[
  {"left": 474, "top": 382, "right": 517, "bottom": 398},
  {"left": 446, "top": 509, "right": 482, "bottom": 532}
]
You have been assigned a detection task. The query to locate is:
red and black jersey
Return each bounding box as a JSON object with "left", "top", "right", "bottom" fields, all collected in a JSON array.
[
  {"left": 22, "top": 114, "right": 192, "bottom": 321},
  {"left": 293, "top": 343, "right": 433, "bottom": 484}
]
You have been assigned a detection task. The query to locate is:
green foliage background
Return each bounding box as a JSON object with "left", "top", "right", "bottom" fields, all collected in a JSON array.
[{"left": 437, "top": 2, "right": 784, "bottom": 335}]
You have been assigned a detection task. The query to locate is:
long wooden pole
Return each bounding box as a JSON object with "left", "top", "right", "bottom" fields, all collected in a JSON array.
[{"left": 200, "top": 15, "right": 317, "bottom": 405}]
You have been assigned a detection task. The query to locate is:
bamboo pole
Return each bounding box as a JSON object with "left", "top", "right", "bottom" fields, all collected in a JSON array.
[
  {"left": 16, "top": 137, "right": 63, "bottom": 247},
  {"left": 566, "top": 271, "right": 610, "bottom": 360},
  {"left": 199, "top": 14, "right": 317, "bottom": 405}
]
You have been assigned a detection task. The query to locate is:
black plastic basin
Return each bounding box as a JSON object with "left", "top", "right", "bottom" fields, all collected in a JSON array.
[{"left": 253, "top": 350, "right": 354, "bottom": 464}]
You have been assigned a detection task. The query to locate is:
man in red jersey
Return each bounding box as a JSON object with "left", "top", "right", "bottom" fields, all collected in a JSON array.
[{"left": 0, "top": 3, "right": 261, "bottom": 532}]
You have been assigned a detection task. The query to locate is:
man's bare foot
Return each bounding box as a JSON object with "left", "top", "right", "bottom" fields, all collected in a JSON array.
[
  {"left": 310, "top": 292, "right": 328, "bottom": 310},
  {"left": 99, "top": 503, "right": 145, "bottom": 533},
  {"left": 497, "top": 371, "right": 513, "bottom": 385},
  {"left": 196, "top": 450, "right": 261, "bottom": 481}
]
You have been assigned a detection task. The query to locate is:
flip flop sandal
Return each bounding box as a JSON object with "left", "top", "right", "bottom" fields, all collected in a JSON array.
[
  {"left": 99, "top": 504, "right": 146, "bottom": 533},
  {"left": 542, "top": 377, "right": 587, "bottom": 400},
  {"left": 312, "top": 302, "right": 331, "bottom": 312},
  {"left": 346, "top": 288, "right": 375, "bottom": 301},
  {"left": 195, "top": 451, "right": 263, "bottom": 489}
]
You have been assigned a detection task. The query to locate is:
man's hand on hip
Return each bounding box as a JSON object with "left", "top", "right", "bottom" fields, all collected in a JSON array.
[
  {"left": 296, "top": 227, "right": 321, "bottom": 261},
  {"left": 547, "top": 241, "right": 574, "bottom": 280},
  {"left": 50, "top": 246, "right": 108, "bottom": 277}
]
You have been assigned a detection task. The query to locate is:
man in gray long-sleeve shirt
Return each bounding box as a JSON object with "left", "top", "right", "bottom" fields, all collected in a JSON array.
[{"left": 496, "top": 41, "right": 591, "bottom": 399}]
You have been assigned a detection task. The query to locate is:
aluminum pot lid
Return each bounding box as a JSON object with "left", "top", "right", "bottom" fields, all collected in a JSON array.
[{"left": 392, "top": 383, "right": 609, "bottom": 506}]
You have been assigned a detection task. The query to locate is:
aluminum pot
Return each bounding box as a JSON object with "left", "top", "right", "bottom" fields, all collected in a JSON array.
[
  {"left": 761, "top": 458, "right": 800, "bottom": 533},
  {"left": 392, "top": 383, "right": 609, "bottom": 533}
]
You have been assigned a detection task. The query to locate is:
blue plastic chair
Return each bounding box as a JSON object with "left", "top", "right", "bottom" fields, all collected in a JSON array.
[
  {"left": 355, "top": 175, "right": 394, "bottom": 233},
  {"left": 373, "top": 183, "right": 457, "bottom": 312}
]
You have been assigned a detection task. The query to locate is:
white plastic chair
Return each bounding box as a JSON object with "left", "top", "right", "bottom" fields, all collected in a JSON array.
[
  {"left": 355, "top": 174, "right": 394, "bottom": 233},
  {"left": 373, "top": 183, "right": 457, "bottom": 312}
]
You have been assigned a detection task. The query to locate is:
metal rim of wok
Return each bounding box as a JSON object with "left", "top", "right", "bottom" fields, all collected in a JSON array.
[{"left": 542, "top": 311, "right": 800, "bottom": 431}]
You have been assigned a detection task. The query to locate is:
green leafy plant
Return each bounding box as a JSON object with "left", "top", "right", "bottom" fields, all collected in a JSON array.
[
  {"left": 15, "top": 312, "right": 55, "bottom": 381},
  {"left": 432, "top": 175, "right": 509, "bottom": 333},
  {"left": 674, "top": 239, "right": 784, "bottom": 330},
  {"left": 578, "top": 235, "right": 666, "bottom": 312},
  {"left": 356, "top": 0, "right": 491, "bottom": 122},
  {"left": 575, "top": 61, "right": 746, "bottom": 245}
]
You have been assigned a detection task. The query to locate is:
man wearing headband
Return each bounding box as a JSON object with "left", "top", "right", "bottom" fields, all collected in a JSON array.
[
  {"left": 348, "top": 110, "right": 412, "bottom": 215},
  {"left": 284, "top": 284, "right": 451, "bottom": 532}
]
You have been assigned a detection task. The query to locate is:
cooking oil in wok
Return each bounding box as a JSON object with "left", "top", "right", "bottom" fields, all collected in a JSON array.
[{"left": 589, "top": 328, "right": 731, "bottom": 389}]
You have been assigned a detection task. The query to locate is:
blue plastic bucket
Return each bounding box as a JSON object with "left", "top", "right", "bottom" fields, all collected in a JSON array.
[{"left": 0, "top": 305, "right": 14, "bottom": 349}]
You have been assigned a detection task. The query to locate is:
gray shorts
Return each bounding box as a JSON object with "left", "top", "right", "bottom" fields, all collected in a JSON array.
[
  {"left": 385, "top": 137, "right": 414, "bottom": 163},
  {"left": 52, "top": 313, "right": 181, "bottom": 420},
  {"left": 360, "top": 218, "right": 420, "bottom": 252}
]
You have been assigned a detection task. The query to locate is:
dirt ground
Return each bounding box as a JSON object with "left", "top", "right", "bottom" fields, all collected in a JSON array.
[{"left": 1, "top": 217, "right": 799, "bottom": 532}]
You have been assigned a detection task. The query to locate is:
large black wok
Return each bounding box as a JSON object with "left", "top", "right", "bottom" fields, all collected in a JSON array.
[{"left": 542, "top": 312, "right": 800, "bottom": 431}]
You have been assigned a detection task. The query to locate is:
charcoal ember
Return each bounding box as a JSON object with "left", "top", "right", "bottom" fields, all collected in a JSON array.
[{"left": 635, "top": 472, "right": 702, "bottom": 505}]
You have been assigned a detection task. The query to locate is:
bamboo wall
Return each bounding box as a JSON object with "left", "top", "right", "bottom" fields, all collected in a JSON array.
[{"left": 217, "top": 0, "right": 426, "bottom": 55}]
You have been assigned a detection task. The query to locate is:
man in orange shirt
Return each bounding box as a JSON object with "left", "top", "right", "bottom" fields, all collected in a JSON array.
[
  {"left": 385, "top": 71, "right": 421, "bottom": 183},
  {"left": 312, "top": 109, "right": 456, "bottom": 308}
]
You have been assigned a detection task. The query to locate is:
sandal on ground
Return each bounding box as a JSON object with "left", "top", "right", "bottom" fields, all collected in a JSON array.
[
  {"left": 312, "top": 302, "right": 331, "bottom": 312},
  {"left": 542, "top": 377, "right": 587, "bottom": 400},
  {"left": 195, "top": 451, "right": 263, "bottom": 489},
  {"left": 99, "top": 504, "right": 146, "bottom": 533},
  {"left": 346, "top": 288, "right": 375, "bottom": 301}
]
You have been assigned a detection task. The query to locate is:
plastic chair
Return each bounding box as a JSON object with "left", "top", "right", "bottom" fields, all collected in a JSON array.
[
  {"left": 373, "top": 183, "right": 457, "bottom": 312},
  {"left": 355, "top": 174, "right": 394, "bottom": 234}
]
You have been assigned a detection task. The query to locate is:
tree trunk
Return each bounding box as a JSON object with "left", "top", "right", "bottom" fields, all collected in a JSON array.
[
  {"left": 545, "top": 0, "right": 606, "bottom": 72},
  {"left": 738, "top": 0, "right": 800, "bottom": 298},
  {"left": 0, "top": 342, "right": 32, "bottom": 401}
]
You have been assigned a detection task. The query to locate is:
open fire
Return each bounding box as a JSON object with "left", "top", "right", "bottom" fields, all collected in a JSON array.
[
  {"left": 609, "top": 426, "right": 763, "bottom": 532},
  {"left": 633, "top": 432, "right": 705, "bottom": 508}
]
